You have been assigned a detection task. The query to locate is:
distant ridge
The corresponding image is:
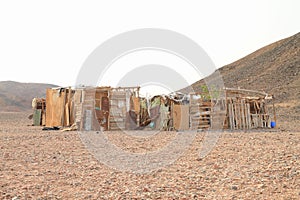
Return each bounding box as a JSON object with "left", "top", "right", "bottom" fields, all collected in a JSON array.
[{"left": 0, "top": 81, "right": 59, "bottom": 112}]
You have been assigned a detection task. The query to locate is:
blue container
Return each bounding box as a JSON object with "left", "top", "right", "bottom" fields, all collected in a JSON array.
[
  {"left": 270, "top": 121, "right": 276, "bottom": 128},
  {"left": 149, "top": 122, "right": 155, "bottom": 128}
]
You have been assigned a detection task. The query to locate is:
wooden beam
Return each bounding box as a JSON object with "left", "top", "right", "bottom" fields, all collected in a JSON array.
[{"left": 224, "top": 87, "right": 271, "bottom": 98}]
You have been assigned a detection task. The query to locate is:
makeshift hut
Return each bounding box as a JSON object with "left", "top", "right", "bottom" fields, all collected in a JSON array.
[
  {"left": 109, "top": 87, "right": 140, "bottom": 130},
  {"left": 31, "top": 98, "right": 46, "bottom": 126},
  {"left": 79, "top": 87, "right": 111, "bottom": 131},
  {"left": 146, "top": 95, "right": 171, "bottom": 130},
  {"left": 143, "top": 93, "right": 190, "bottom": 131},
  {"left": 224, "top": 88, "right": 275, "bottom": 130}
]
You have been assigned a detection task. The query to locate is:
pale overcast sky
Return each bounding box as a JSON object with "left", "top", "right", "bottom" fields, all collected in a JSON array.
[{"left": 0, "top": 0, "right": 299, "bottom": 88}]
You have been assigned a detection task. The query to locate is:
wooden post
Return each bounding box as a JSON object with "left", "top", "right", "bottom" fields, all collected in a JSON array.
[
  {"left": 241, "top": 99, "right": 246, "bottom": 130},
  {"left": 66, "top": 87, "right": 72, "bottom": 126},
  {"left": 246, "top": 103, "right": 251, "bottom": 129},
  {"left": 225, "top": 90, "right": 228, "bottom": 129},
  {"left": 237, "top": 100, "right": 241, "bottom": 129},
  {"left": 231, "top": 99, "right": 235, "bottom": 129},
  {"left": 228, "top": 101, "right": 232, "bottom": 130},
  {"left": 245, "top": 102, "right": 249, "bottom": 129},
  {"left": 272, "top": 97, "right": 277, "bottom": 128},
  {"left": 61, "top": 89, "right": 67, "bottom": 127},
  {"left": 234, "top": 101, "right": 238, "bottom": 130}
]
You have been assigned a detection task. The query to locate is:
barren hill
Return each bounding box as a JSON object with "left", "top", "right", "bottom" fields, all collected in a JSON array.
[
  {"left": 189, "top": 32, "right": 300, "bottom": 130},
  {"left": 0, "top": 81, "right": 58, "bottom": 112}
]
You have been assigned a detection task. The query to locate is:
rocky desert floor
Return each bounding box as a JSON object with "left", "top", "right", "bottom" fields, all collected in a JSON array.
[{"left": 0, "top": 112, "right": 299, "bottom": 199}]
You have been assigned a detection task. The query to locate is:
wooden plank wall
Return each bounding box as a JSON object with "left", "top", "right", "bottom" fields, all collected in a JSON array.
[
  {"left": 94, "top": 88, "right": 110, "bottom": 131},
  {"left": 74, "top": 89, "right": 83, "bottom": 127},
  {"left": 46, "top": 89, "right": 66, "bottom": 127},
  {"left": 189, "top": 94, "right": 212, "bottom": 130},
  {"left": 45, "top": 88, "right": 74, "bottom": 127},
  {"left": 227, "top": 98, "right": 270, "bottom": 130},
  {"left": 109, "top": 87, "right": 140, "bottom": 131},
  {"left": 109, "top": 89, "right": 127, "bottom": 130},
  {"left": 79, "top": 88, "right": 101, "bottom": 131},
  {"left": 173, "top": 104, "right": 189, "bottom": 130},
  {"left": 227, "top": 98, "right": 251, "bottom": 130}
]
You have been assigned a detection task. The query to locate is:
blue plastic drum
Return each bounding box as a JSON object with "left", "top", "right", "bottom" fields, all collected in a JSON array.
[{"left": 270, "top": 121, "right": 276, "bottom": 128}]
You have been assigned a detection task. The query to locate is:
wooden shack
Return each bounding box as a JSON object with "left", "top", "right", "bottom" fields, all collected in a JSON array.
[
  {"left": 146, "top": 95, "right": 172, "bottom": 130},
  {"left": 109, "top": 87, "right": 140, "bottom": 130},
  {"left": 79, "top": 87, "right": 111, "bottom": 131},
  {"left": 144, "top": 93, "right": 190, "bottom": 131},
  {"left": 32, "top": 98, "right": 46, "bottom": 126},
  {"left": 224, "top": 88, "right": 275, "bottom": 130},
  {"left": 77, "top": 86, "right": 141, "bottom": 131}
]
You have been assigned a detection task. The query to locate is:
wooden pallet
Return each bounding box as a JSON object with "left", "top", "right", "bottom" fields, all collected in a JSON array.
[{"left": 189, "top": 95, "right": 212, "bottom": 130}]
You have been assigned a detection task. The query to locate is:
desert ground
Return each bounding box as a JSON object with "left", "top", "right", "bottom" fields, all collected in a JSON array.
[{"left": 0, "top": 112, "right": 299, "bottom": 199}]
